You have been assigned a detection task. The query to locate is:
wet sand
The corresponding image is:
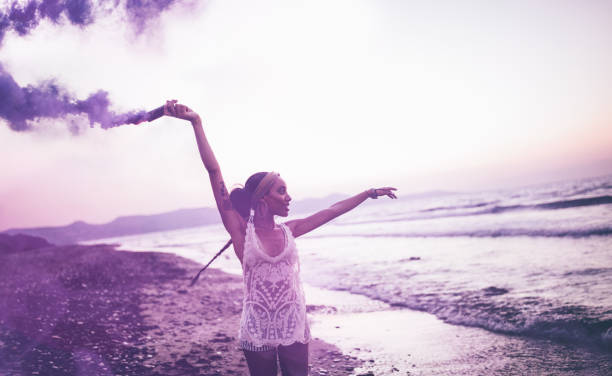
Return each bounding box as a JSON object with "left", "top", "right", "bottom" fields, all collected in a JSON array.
[
  {"left": 3, "top": 234, "right": 610, "bottom": 375},
  {"left": 304, "top": 284, "right": 612, "bottom": 376},
  {"left": 0, "top": 237, "right": 361, "bottom": 375}
]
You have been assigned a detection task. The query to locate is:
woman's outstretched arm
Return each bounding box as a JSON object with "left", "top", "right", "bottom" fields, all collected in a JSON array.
[
  {"left": 285, "top": 187, "right": 397, "bottom": 238},
  {"left": 164, "top": 100, "right": 245, "bottom": 249}
]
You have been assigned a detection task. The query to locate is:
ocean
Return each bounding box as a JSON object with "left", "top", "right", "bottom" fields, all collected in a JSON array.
[{"left": 81, "top": 174, "right": 612, "bottom": 374}]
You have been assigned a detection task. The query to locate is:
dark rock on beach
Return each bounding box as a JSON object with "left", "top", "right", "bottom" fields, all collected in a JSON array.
[{"left": 0, "top": 233, "right": 52, "bottom": 254}]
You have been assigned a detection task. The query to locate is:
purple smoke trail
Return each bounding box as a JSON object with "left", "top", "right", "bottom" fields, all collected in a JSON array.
[
  {"left": 0, "top": 1, "right": 184, "bottom": 132},
  {"left": 0, "top": 64, "right": 152, "bottom": 132},
  {"left": 125, "top": 0, "right": 178, "bottom": 34},
  {"left": 0, "top": 1, "right": 182, "bottom": 45}
]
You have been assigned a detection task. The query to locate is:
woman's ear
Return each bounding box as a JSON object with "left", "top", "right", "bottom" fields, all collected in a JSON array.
[{"left": 255, "top": 199, "right": 269, "bottom": 216}]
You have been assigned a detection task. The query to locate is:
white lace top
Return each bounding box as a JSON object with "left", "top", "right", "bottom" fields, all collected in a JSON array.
[{"left": 238, "top": 217, "right": 311, "bottom": 350}]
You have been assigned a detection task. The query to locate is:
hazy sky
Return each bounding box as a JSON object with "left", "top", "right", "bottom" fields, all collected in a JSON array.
[{"left": 1, "top": 0, "right": 611, "bottom": 231}]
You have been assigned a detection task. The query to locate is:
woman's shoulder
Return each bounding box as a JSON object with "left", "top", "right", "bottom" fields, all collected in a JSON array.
[{"left": 281, "top": 221, "right": 298, "bottom": 239}]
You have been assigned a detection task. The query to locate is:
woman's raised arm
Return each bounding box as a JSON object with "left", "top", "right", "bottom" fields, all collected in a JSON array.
[
  {"left": 164, "top": 100, "right": 244, "bottom": 241},
  {"left": 285, "top": 187, "right": 397, "bottom": 238}
]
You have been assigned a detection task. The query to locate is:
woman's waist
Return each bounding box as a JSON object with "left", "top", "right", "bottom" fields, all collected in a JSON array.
[
  {"left": 242, "top": 255, "right": 298, "bottom": 269},
  {"left": 242, "top": 291, "right": 305, "bottom": 307},
  {"left": 242, "top": 267, "right": 303, "bottom": 285},
  {"left": 242, "top": 282, "right": 305, "bottom": 298},
  {"left": 242, "top": 297, "right": 304, "bottom": 306}
]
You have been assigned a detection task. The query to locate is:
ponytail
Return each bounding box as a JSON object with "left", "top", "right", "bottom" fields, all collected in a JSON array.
[
  {"left": 190, "top": 171, "right": 269, "bottom": 285},
  {"left": 229, "top": 187, "right": 251, "bottom": 219}
]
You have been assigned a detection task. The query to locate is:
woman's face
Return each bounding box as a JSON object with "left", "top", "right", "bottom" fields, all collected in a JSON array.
[{"left": 263, "top": 177, "right": 291, "bottom": 217}]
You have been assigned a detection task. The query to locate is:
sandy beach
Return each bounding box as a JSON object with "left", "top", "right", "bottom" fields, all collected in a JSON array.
[
  {"left": 3, "top": 233, "right": 611, "bottom": 375},
  {"left": 0, "top": 234, "right": 361, "bottom": 376}
]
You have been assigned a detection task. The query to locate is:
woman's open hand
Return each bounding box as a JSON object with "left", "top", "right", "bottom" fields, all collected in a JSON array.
[
  {"left": 368, "top": 187, "right": 398, "bottom": 199},
  {"left": 164, "top": 99, "right": 200, "bottom": 123}
]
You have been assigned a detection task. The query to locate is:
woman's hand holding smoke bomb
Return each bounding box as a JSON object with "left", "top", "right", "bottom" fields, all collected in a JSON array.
[{"left": 164, "top": 99, "right": 200, "bottom": 123}]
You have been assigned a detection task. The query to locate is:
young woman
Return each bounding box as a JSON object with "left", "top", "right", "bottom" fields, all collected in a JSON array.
[{"left": 164, "top": 100, "right": 397, "bottom": 376}]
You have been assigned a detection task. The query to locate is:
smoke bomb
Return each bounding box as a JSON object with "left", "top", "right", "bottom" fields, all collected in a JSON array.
[
  {"left": 146, "top": 105, "right": 165, "bottom": 122},
  {"left": 125, "top": 105, "right": 164, "bottom": 125}
]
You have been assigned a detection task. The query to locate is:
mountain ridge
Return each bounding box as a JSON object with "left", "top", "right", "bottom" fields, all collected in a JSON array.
[{"left": 1, "top": 193, "right": 351, "bottom": 245}]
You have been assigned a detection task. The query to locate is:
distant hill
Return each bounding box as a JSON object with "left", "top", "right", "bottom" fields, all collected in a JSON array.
[
  {"left": 0, "top": 194, "right": 350, "bottom": 245},
  {"left": 1, "top": 191, "right": 455, "bottom": 245},
  {"left": 1, "top": 207, "right": 220, "bottom": 245}
]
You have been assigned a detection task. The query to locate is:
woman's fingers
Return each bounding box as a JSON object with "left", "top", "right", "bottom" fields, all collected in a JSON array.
[
  {"left": 374, "top": 187, "right": 398, "bottom": 199},
  {"left": 383, "top": 187, "right": 397, "bottom": 198},
  {"left": 164, "top": 99, "right": 182, "bottom": 117},
  {"left": 162, "top": 100, "right": 199, "bottom": 123},
  {"left": 172, "top": 100, "right": 179, "bottom": 116},
  {"left": 165, "top": 100, "right": 175, "bottom": 116}
]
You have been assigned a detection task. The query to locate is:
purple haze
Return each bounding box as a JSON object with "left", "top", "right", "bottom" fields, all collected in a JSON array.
[
  {"left": 126, "top": 0, "right": 178, "bottom": 34},
  {"left": 0, "top": 64, "right": 147, "bottom": 132},
  {"left": 0, "top": 0, "right": 181, "bottom": 44},
  {"left": 0, "top": 1, "right": 183, "bottom": 132}
]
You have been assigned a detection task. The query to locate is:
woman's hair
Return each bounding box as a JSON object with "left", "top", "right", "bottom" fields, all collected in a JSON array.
[
  {"left": 229, "top": 172, "right": 268, "bottom": 218},
  {"left": 191, "top": 171, "right": 271, "bottom": 284}
]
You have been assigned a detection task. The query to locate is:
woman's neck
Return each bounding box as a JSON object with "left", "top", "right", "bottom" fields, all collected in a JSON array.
[{"left": 253, "top": 212, "right": 275, "bottom": 230}]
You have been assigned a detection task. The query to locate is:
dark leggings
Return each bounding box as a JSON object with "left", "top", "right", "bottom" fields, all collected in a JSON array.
[{"left": 243, "top": 342, "right": 309, "bottom": 376}]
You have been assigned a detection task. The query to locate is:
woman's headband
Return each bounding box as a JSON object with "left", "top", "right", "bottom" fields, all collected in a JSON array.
[{"left": 251, "top": 172, "right": 279, "bottom": 205}]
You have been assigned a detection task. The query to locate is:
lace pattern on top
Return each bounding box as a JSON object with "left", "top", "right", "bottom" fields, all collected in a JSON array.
[{"left": 238, "top": 217, "right": 311, "bottom": 349}]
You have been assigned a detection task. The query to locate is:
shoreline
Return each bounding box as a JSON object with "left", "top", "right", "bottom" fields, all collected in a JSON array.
[
  {"left": 3, "top": 234, "right": 610, "bottom": 375},
  {"left": 81, "top": 235, "right": 612, "bottom": 375},
  {"left": 304, "top": 283, "right": 612, "bottom": 376}
]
